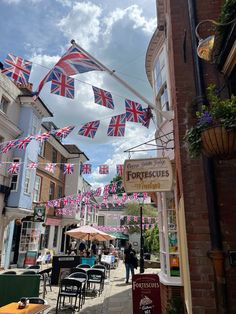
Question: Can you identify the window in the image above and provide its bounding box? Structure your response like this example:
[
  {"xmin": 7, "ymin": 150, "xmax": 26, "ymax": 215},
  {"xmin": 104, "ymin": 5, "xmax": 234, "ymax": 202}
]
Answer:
[
  {"xmin": 24, "ymin": 168, "xmax": 31, "ymax": 194},
  {"xmin": 158, "ymin": 190, "xmax": 181, "ymax": 284},
  {"xmin": 58, "ymin": 186, "xmax": 63, "ymax": 198},
  {"xmin": 98, "ymin": 216, "xmax": 105, "ymax": 226},
  {"xmin": 31, "ymin": 115, "xmax": 38, "ymax": 135},
  {"xmin": 10, "ymin": 158, "xmax": 20, "ymax": 191},
  {"xmin": 39, "ymin": 142, "xmax": 45, "ymax": 157},
  {"xmin": 0, "ymin": 96, "xmax": 9, "ymax": 114},
  {"xmin": 60, "ymin": 156, "xmax": 66, "ymax": 172},
  {"xmin": 33, "ymin": 175, "xmax": 41, "ymax": 202},
  {"xmin": 53, "ymin": 226, "xmax": 59, "ymax": 247},
  {"xmin": 52, "ymin": 148, "xmax": 57, "ymax": 163},
  {"xmin": 44, "ymin": 225, "xmax": 50, "ymax": 248},
  {"xmin": 49, "ymin": 181, "xmax": 55, "ymax": 200}
]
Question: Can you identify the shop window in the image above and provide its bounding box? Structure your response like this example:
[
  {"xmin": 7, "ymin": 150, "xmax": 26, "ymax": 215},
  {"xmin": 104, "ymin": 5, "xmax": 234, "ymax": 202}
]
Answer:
[
  {"xmin": 158, "ymin": 190, "xmax": 181, "ymax": 284},
  {"xmin": 53, "ymin": 226, "xmax": 58, "ymax": 247}
]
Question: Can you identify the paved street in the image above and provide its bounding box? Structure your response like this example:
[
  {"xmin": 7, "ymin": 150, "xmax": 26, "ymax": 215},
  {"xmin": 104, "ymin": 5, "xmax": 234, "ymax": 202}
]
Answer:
[{"xmin": 43, "ymin": 262, "xmax": 159, "ymax": 314}]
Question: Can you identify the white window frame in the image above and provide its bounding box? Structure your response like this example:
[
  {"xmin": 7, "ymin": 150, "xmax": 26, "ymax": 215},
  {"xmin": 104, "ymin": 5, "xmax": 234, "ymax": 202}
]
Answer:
[
  {"xmin": 157, "ymin": 190, "xmax": 182, "ymax": 286},
  {"xmin": 38, "ymin": 141, "xmax": 45, "ymax": 157},
  {"xmin": 31, "ymin": 114, "xmax": 38, "ymax": 135},
  {"xmin": 24, "ymin": 168, "xmax": 32, "ymax": 195},
  {"xmin": 33, "ymin": 175, "xmax": 41, "ymax": 203},
  {"xmin": 10, "ymin": 158, "xmax": 20, "ymax": 192}
]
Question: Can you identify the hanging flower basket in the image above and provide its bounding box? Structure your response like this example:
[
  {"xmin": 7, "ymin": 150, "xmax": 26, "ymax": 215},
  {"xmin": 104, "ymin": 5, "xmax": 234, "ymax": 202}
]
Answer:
[{"xmin": 201, "ymin": 126, "xmax": 236, "ymax": 159}]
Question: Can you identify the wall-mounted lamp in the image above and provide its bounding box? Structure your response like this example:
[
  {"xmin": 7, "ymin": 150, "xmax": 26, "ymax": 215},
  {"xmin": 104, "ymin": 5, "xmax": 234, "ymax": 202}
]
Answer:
[{"xmin": 195, "ymin": 18, "xmax": 236, "ymax": 62}]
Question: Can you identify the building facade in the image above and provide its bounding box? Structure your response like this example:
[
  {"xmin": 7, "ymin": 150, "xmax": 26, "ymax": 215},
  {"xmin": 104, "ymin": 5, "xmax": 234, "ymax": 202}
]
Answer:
[{"xmin": 146, "ymin": 1, "xmax": 236, "ymax": 313}]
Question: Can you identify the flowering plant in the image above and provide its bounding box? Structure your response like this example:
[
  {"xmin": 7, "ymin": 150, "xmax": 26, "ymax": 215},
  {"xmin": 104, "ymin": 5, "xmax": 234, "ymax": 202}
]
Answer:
[{"xmin": 185, "ymin": 85, "xmax": 236, "ymax": 157}]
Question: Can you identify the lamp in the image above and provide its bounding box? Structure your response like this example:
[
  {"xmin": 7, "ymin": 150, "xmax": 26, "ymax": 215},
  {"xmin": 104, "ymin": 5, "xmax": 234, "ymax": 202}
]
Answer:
[{"xmin": 195, "ymin": 18, "xmax": 236, "ymax": 62}]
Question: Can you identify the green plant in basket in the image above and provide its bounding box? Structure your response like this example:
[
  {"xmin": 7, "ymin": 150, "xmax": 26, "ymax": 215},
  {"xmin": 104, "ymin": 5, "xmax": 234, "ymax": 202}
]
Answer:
[{"xmin": 185, "ymin": 85, "xmax": 236, "ymax": 158}]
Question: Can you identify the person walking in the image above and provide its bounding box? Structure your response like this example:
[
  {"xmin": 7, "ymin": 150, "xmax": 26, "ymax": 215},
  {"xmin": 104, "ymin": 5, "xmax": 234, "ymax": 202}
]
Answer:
[{"xmin": 124, "ymin": 243, "xmax": 136, "ymax": 284}]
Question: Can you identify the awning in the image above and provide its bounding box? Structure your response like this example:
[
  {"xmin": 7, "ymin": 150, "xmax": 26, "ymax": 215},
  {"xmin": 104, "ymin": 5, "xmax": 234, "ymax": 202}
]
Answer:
[{"xmin": 107, "ymin": 231, "xmax": 129, "ymax": 240}]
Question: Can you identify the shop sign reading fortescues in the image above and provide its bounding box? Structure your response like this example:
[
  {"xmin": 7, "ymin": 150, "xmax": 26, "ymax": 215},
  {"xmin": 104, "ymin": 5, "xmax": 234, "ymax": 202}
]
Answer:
[{"xmin": 123, "ymin": 157, "xmax": 173, "ymax": 193}]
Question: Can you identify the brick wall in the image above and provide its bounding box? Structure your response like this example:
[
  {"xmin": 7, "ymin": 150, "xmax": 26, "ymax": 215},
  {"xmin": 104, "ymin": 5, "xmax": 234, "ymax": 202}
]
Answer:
[{"xmin": 166, "ymin": 0, "xmax": 231, "ymax": 312}]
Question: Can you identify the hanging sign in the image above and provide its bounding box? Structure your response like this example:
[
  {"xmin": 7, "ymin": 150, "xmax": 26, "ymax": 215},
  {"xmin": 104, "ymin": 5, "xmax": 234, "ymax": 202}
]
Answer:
[
  {"xmin": 33, "ymin": 205, "xmax": 46, "ymax": 222},
  {"xmin": 123, "ymin": 157, "xmax": 173, "ymax": 193}
]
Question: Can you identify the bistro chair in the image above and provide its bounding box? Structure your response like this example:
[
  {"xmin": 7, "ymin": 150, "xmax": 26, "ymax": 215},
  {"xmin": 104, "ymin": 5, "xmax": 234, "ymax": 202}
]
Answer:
[
  {"xmin": 38, "ymin": 267, "xmax": 52, "ymax": 296},
  {"xmin": 74, "ymin": 267, "xmax": 87, "ymax": 274},
  {"xmin": 77, "ymin": 264, "xmax": 91, "ymax": 269},
  {"xmin": 2, "ymin": 270, "xmax": 17, "ymax": 274},
  {"xmin": 26, "ymin": 265, "xmax": 40, "ymax": 270},
  {"xmin": 56, "ymin": 278, "xmax": 82, "ymax": 314},
  {"xmin": 21, "ymin": 270, "xmax": 37, "ymax": 275},
  {"xmin": 68, "ymin": 272, "xmax": 87, "ymax": 307},
  {"xmin": 86, "ymin": 268, "xmax": 105, "ymax": 296}
]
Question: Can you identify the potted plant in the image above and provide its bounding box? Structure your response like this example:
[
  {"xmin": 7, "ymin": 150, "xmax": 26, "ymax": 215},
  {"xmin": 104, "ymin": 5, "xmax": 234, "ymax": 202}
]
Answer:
[{"xmin": 185, "ymin": 85, "xmax": 236, "ymax": 158}]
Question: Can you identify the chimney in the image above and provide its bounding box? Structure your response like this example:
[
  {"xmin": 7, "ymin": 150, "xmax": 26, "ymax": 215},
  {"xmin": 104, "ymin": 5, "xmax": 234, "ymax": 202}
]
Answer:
[{"xmin": 16, "ymin": 82, "xmax": 33, "ymax": 91}]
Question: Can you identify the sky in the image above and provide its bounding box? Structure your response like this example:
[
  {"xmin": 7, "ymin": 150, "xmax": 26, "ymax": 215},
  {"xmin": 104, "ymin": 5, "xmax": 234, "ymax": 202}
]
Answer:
[{"xmin": 0, "ymin": 0, "xmax": 157, "ymax": 189}]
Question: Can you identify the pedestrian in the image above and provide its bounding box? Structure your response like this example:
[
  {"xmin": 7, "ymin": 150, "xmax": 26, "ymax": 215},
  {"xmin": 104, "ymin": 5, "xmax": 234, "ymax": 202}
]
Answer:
[
  {"xmin": 124, "ymin": 243, "xmax": 136, "ymax": 284},
  {"xmin": 91, "ymin": 242, "xmax": 97, "ymax": 255},
  {"xmin": 69, "ymin": 238, "xmax": 77, "ymax": 255},
  {"xmin": 78, "ymin": 240, "xmax": 86, "ymax": 255}
]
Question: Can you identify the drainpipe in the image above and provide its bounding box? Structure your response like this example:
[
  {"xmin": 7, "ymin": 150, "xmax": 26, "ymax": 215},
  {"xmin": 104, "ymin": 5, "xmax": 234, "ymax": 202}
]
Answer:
[{"xmin": 187, "ymin": 1, "xmax": 228, "ymax": 313}]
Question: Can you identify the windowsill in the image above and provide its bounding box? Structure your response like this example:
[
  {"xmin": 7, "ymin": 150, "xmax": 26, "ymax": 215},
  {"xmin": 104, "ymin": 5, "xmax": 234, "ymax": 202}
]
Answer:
[
  {"xmin": 24, "ymin": 192, "xmax": 31, "ymax": 196},
  {"xmin": 158, "ymin": 271, "xmax": 182, "ymax": 286}
]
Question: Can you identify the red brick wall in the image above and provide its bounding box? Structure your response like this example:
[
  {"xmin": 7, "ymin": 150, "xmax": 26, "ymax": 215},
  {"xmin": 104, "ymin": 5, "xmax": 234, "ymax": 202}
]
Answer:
[{"xmin": 165, "ymin": 0, "xmax": 232, "ymax": 312}]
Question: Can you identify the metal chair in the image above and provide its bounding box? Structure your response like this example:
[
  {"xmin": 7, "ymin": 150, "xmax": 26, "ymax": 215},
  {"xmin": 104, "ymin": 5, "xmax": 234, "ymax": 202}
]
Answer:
[
  {"xmin": 38, "ymin": 267, "xmax": 52, "ymax": 297},
  {"xmin": 21, "ymin": 270, "xmax": 37, "ymax": 275},
  {"xmin": 68, "ymin": 272, "xmax": 87, "ymax": 307},
  {"xmin": 92, "ymin": 264, "xmax": 107, "ymax": 278},
  {"xmin": 2, "ymin": 271, "xmax": 17, "ymax": 274},
  {"xmin": 86, "ymin": 269, "xmax": 105, "ymax": 296},
  {"xmin": 74, "ymin": 267, "xmax": 87, "ymax": 274},
  {"xmin": 56, "ymin": 278, "xmax": 82, "ymax": 313},
  {"xmin": 77, "ymin": 264, "xmax": 91, "ymax": 269}
]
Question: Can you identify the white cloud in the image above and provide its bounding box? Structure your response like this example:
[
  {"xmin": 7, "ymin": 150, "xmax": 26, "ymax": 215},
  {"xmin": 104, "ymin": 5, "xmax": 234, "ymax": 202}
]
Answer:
[{"xmin": 57, "ymin": 1, "xmax": 102, "ymax": 50}]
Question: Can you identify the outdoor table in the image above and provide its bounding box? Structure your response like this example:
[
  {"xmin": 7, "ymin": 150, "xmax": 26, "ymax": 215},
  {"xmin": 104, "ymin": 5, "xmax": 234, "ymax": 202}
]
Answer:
[{"xmin": 0, "ymin": 302, "xmax": 49, "ymax": 314}]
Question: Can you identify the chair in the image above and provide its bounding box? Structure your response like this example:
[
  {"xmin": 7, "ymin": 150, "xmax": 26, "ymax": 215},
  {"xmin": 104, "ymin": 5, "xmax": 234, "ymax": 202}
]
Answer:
[
  {"xmin": 2, "ymin": 271, "xmax": 17, "ymax": 274},
  {"xmin": 92, "ymin": 264, "xmax": 107, "ymax": 278},
  {"xmin": 38, "ymin": 267, "xmax": 52, "ymax": 296},
  {"xmin": 74, "ymin": 267, "xmax": 87, "ymax": 274},
  {"xmin": 26, "ymin": 265, "xmax": 40, "ymax": 270},
  {"xmin": 68, "ymin": 272, "xmax": 87, "ymax": 307},
  {"xmin": 77, "ymin": 264, "xmax": 91, "ymax": 269},
  {"xmin": 56, "ymin": 278, "xmax": 82, "ymax": 313},
  {"xmin": 86, "ymin": 269, "xmax": 105, "ymax": 296},
  {"xmin": 21, "ymin": 270, "xmax": 37, "ymax": 275}
]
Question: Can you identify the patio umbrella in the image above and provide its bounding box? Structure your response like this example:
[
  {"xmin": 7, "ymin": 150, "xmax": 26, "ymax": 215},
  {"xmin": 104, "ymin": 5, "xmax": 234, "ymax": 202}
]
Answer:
[{"xmin": 65, "ymin": 225, "xmax": 115, "ymax": 242}]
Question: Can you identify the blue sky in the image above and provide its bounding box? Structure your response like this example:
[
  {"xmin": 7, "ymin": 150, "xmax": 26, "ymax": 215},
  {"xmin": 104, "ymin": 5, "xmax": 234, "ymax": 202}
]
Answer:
[{"xmin": 0, "ymin": 0, "xmax": 157, "ymax": 188}]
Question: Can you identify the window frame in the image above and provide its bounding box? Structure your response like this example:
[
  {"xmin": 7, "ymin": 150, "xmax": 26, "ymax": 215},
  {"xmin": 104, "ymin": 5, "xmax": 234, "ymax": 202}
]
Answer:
[
  {"xmin": 10, "ymin": 158, "xmax": 21, "ymax": 192},
  {"xmin": 52, "ymin": 148, "xmax": 57, "ymax": 163},
  {"xmin": 33, "ymin": 175, "xmax": 42, "ymax": 203},
  {"xmin": 24, "ymin": 167, "xmax": 32, "ymax": 195},
  {"xmin": 49, "ymin": 181, "xmax": 55, "ymax": 200},
  {"xmin": 0, "ymin": 95, "xmax": 9, "ymax": 114}
]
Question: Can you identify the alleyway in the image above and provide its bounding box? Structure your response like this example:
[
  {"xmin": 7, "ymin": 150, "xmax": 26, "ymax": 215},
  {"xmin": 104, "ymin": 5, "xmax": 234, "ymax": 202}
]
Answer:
[{"xmin": 43, "ymin": 263, "xmax": 158, "ymax": 314}]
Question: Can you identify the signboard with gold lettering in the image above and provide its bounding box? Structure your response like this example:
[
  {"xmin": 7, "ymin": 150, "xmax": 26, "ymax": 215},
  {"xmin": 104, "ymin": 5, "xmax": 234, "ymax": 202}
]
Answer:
[{"xmin": 123, "ymin": 158, "xmax": 173, "ymax": 193}]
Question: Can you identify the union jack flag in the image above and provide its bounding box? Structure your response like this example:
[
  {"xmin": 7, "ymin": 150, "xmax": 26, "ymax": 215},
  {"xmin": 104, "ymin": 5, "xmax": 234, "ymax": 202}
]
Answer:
[
  {"xmin": 94, "ymin": 187, "xmax": 101, "ymax": 197},
  {"xmin": 8, "ymin": 162, "xmax": 20, "ymax": 174},
  {"xmin": 81, "ymin": 164, "xmax": 92, "ymax": 174},
  {"xmin": 99, "ymin": 165, "xmax": 109, "ymax": 174},
  {"xmin": 35, "ymin": 132, "xmax": 50, "ymax": 143},
  {"xmin": 2, "ymin": 54, "xmax": 32, "ymax": 84},
  {"xmin": 107, "ymin": 113, "xmax": 126, "ymax": 137},
  {"xmin": 92, "ymin": 86, "xmax": 114, "ymax": 109},
  {"xmin": 51, "ymin": 71, "xmax": 74, "ymax": 99},
  {"xmin": 63, "ymin": 197, "xmax": 69, "ymax": 206},
  {"xmin": 64, "ymin": 163, "xmax": 74, "ymax": 174},
  {"xmin": 116, "ymin": 164, "xmax": 123, "ymax": 176},
  {"xmin": 1, "ymin": 140, "xmax": 18, "ymax": 153},
  {"xmin": 15, "ymin": 136, "xmax": 32, "ymax": 150},
  {"xmin": 78, "ymin": 120, "xmax": 100, "ymax": 138},
  {"xmin": 141, "ymin": 107, "xmax": 153, "ymax": 128},
  {"xmin": 125, "ymin": 99, "xmax": 145, "ymax": 123},
  {"xmin": 53, "ymin": 126, "xmax": 75, "ymax": 139},
  {"xmin": 45, "ymin": 163, "xmax": 56, "ymax": 173},
  {"xmin": 27, "ymin": 162, "xmax": 38, "ymax": 169},
  {"xmin": 34, "ymin": 45, "xmax": 103, "ymax": 98},
  {"xmin": 111, "ymin": 181, "xmax": 117, "ymax": 193}
]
